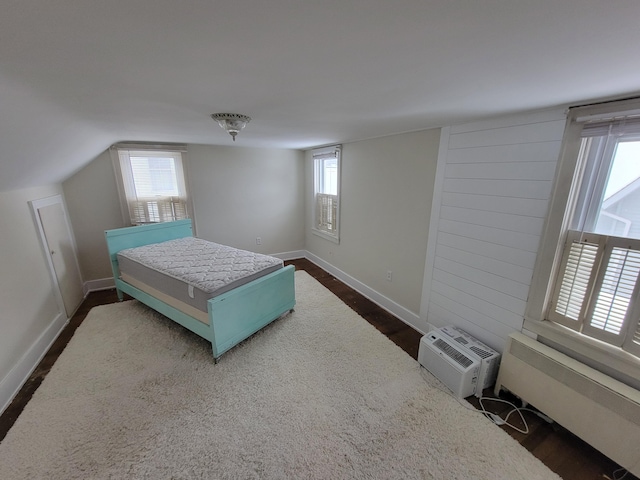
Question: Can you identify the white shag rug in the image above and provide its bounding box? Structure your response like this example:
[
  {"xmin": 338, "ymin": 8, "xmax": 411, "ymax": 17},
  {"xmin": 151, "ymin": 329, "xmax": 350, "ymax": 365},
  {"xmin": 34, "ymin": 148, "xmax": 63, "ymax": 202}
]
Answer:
[{"xmin": 0, "ymin": 271, "xmax": 561, "ymax": 480}]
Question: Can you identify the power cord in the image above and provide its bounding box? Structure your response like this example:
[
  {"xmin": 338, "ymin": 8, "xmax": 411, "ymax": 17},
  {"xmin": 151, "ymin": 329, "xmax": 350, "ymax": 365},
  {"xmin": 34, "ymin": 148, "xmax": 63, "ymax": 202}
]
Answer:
[
  {"xmin": 611, "ymin": 467, "xmax": 633, "ymax": 480},
  {"xmin": 418, "ymin": 365, "xmax": 552, "ymax": 435}
]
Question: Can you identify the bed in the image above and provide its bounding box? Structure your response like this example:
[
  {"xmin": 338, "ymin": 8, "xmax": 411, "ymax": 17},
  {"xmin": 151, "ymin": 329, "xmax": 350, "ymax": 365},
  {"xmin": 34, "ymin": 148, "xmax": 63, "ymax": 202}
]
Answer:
[{"xmin": 104, "ymin": 219, "xmax": 296, "ymax": 362}]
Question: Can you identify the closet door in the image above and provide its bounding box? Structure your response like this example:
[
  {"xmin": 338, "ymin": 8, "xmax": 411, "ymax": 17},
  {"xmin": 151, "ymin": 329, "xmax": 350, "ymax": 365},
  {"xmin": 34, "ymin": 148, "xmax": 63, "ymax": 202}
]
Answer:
[{"xmin": 32, "ymin": 195, "xmax": 84, "ymax": 317}]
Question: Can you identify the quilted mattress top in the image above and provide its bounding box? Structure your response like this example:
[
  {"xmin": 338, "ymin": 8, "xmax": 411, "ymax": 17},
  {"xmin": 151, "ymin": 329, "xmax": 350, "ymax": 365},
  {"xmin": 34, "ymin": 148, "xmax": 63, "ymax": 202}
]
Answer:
[{"xmin": 117, "ymin": 237, "xmax": 283, "ymax": 294}]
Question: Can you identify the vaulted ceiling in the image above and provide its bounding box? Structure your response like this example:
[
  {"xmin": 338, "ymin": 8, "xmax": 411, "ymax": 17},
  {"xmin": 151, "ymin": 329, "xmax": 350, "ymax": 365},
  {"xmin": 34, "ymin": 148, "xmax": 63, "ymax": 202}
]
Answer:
[{"xmin": 1, "ymin": 1, "xmax": 639, "ymax": 192}]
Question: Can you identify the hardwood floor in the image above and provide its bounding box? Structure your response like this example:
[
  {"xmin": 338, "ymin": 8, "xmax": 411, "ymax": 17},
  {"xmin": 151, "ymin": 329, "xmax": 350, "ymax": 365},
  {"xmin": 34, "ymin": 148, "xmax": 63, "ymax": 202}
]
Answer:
[{"xmin": 1, "ymin": 258, "xmax": 635, "ymax": 480}]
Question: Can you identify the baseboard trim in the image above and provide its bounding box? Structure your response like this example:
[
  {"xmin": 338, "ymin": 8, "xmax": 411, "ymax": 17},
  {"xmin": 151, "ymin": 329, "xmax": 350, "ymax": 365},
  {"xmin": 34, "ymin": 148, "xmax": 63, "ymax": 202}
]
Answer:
[
  {"xmin": 0, "ymin": 312, "xmax": 68, "ymax": 415},
  {"xmin": 272, "ymin": 250, "xmax": 306, "ymax": 261},
  {"xmin": 304, "ymin": 252, "xmax": 425, "ymax": 335},
  {"xmin": 83, "ymin": 277, "xmax": 115, "ymax": 294}
]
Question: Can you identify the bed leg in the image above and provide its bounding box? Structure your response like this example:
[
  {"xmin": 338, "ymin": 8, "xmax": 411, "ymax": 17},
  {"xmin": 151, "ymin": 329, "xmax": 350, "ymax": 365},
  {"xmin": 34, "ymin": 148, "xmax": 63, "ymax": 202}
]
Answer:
[
  {"xmin": 116, "ymin": 289, "xmax": 124, "ymax": 302},
  {"xmin": 214, "ymin": 356, "xmax": 219, "ymax": 365}
]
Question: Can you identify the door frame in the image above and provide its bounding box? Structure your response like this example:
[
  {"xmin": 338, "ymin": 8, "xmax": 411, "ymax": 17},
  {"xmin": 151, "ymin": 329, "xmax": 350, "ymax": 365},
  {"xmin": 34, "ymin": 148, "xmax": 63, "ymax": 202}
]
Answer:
[{"xmin": 29, "ymin": 194, "xmax": 84, "ymax": 318}]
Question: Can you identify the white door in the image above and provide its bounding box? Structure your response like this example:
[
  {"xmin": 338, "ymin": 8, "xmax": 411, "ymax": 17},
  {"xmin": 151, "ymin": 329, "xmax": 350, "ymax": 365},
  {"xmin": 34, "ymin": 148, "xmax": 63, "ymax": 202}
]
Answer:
[{"xmin": 32, "ymin": 196, "xmax": 84, "ymax": 317}]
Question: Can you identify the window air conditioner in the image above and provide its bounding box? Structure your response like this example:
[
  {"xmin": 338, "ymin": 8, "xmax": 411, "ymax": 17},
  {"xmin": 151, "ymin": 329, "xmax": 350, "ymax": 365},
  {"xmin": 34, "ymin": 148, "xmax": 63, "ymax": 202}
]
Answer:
[
  {"xmin": 438, "ymin": 326, "xmax": 501, "ymax": 393},
  {"xmin": 418, "ymin": 326, "xmax": 501, "ymax": 398}
]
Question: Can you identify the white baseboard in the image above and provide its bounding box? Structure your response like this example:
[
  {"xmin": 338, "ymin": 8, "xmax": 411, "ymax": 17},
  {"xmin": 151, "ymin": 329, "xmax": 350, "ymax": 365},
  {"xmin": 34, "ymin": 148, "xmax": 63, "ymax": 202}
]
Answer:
[
  {"xmin": 272, "ymin": 250, "xmax": 306, "ymax": 261},
  {"xmin": 83, "ymin": 277, "xmax": 115, "ymax": 294},
  {"xmin": 304, "ymin": 252, "xmax": 426, "ymax": 335},
  {"xmin": 0, "ymin": 312, "xmax": 68, "ymax": 415}
]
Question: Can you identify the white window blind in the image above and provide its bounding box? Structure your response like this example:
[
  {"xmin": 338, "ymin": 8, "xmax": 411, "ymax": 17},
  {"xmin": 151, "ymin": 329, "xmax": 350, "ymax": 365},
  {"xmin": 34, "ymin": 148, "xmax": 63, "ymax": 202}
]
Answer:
[
  {"xmin": 116, "ymin": 147, "xmax": 189, "ymax": 225},
  {"xmin": 578, "ymin": 114, "xmax": 640, "ymax": 138}
]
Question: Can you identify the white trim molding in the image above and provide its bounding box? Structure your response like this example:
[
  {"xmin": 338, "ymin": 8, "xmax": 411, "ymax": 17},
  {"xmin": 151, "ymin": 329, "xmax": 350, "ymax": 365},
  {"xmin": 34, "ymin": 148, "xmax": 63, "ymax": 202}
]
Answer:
[
  {"xmin": 419, "ymin": 126, "xmax": 450, "ymax": 323},
  {"xmin": 83, "ymin": 277, "xmax": 116, "ymax": 294},
  {"xmin": 0, "ymin": 312, "xmax": 68, "ymax": 415},
  {"xmin": 271, "ymin": 250, "xmax": 307, "ymax": 262}
]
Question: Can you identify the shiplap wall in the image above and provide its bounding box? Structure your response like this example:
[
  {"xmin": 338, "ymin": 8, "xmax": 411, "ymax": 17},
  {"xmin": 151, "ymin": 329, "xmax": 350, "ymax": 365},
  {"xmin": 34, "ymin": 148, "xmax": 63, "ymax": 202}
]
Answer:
[{"xmin": 420, "ymin": 109, "xmax": 567, "ymax": 351}]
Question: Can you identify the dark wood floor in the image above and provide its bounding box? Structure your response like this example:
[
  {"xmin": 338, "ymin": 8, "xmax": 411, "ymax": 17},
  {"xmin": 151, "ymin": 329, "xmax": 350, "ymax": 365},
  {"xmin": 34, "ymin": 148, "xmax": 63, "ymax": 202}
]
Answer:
[{"xmin": 1, "ymin": 258, "xmax": 634, "ymax": 480}]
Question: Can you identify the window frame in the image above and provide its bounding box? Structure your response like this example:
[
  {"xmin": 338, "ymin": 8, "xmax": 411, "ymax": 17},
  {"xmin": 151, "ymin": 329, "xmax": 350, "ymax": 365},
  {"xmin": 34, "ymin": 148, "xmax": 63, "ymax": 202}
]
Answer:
[
  {"xmin": 110, "ymin": 143, "xmax": 192, "ymax": 227},
  {"xmin": 312, "ymin": 145, "xmax": 341, "ymax": 243},
  {"xmin": 525, "ymin": 98, "xmax": 640, "ymax": 379}
]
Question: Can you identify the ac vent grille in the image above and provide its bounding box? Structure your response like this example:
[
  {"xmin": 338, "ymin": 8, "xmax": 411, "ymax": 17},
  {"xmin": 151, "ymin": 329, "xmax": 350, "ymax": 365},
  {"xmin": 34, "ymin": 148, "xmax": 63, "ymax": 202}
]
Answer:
[
  {"xmin": 470, "ymin": 345, "xmax": 493, "ymax": 359},
  {"xmin": 433, "ymin": 338, "xmax": 474, "ymax": 368}
]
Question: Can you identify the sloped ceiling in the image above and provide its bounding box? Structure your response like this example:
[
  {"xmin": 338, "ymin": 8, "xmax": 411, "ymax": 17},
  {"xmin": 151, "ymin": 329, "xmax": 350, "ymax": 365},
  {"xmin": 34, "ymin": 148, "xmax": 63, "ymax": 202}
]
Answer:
[{"xmin": 1, "ymin": 0, "xmax": 639, "ymax": 192}]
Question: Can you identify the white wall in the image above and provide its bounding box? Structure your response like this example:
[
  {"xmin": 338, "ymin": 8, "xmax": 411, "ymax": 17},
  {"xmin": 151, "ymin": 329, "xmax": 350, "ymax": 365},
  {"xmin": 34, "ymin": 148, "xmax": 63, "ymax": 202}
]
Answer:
[
  {"xmin": 63, "ymin": 150, "xmax": 125, "ymax": 283},
  {"xmin": 420, "ymin": 109, "xmax": 567, "ymax": 351},
  {"xmin": 188, "ymin": 145, "xmax": 305, "ymax": 255},
  {"xmin": 0, "ymin": 184, "xmax": 67, "ymax": 411},
  {"xmin": 305, "ymin": 129, "xmax": 440, "ymax": 330}
]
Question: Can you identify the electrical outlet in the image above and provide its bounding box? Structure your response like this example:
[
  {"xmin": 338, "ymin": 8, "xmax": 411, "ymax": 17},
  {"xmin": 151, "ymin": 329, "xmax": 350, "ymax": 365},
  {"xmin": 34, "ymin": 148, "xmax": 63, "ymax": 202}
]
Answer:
[
  {"xmin": 256, "ymin": 237, "xmax": 262, "ymax": 245},
  {"xmin": 386, "ymin": 270, "xmax": 392, "ymax": 282}
]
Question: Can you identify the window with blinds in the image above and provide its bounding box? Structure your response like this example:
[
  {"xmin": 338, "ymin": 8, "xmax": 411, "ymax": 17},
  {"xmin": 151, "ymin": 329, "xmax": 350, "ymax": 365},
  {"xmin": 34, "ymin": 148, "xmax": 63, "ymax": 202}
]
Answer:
[
  {"xmin": 551, "ymin": 232, "xmax": 640, "ymax": 354},
  {"xmin": 114, "ymin": 146, "xmax": 190, "ymax": 225},
  {"xmin": 547, "ymin": 109, "xmax": 640, "ymax": 357},
  {"xmin": 312, "ymin": 145, "xmax": 341, "ymax": 241}
]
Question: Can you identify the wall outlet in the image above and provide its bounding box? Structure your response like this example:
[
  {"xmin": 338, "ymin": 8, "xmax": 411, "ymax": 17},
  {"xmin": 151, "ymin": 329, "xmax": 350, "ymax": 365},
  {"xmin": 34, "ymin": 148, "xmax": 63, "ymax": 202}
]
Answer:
[
  {"xmin": 386, "ymin": 270, "xmax": 392, "ymax": 282},
  {"xmin": 256, "ymin": 237, "xmax": 262, "ymax": 245}
]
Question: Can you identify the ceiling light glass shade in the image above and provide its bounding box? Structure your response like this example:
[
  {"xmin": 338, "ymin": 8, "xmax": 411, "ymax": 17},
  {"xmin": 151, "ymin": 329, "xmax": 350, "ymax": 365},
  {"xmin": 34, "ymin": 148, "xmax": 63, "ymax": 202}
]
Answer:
[{"xmin": 211, "ymin": 113, "xmax": 251, "ymax": 141}]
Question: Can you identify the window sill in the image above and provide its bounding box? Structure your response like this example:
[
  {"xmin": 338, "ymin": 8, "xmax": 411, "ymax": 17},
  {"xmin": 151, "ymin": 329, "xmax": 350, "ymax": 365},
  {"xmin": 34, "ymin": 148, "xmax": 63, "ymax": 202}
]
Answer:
[
  {"xmin": 523, "ymin": 317, "xmax": 640, "ymax": 383},
  {"xmin": 312, "ymin": 228, "xmax": 340, "ymax": 244}
]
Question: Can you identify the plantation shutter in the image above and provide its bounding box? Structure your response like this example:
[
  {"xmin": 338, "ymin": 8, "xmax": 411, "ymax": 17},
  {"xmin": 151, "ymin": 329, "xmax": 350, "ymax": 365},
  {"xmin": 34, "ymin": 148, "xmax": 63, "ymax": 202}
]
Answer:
[
  {"xmin": 551, "ymin": 230, "xmax": 640, "ymax": 348},
  {"xmin": 584, "ymin": 241, "xmax": 640, "ymax": 344},
  {"xmin": 550, "ymin": 231, "xmax": 602, "ymax": 328},
  {"xmin": 631, "ymin": 320, "xmax": 640, "ymax": 356},
  {"xmin": 129, "ymin": 197, "xmax": 187, "ymax": 224},
  {"xmin": 316, "ymin": 193, "xmax": 338, "ymax": 234}
]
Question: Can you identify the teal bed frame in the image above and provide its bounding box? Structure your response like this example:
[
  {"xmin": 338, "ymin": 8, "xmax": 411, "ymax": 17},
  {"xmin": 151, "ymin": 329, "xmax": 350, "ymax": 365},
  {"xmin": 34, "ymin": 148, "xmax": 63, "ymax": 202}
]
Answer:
[{"xmin": 104, "ymin": 220, "xmax": 295, "ymax": 362}]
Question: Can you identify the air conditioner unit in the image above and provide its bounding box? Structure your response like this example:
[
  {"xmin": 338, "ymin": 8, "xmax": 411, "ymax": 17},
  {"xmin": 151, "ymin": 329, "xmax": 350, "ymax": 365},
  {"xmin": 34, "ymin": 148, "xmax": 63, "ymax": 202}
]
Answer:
[
  {"xmin": 438, "ymin": 326, "xmax": 501, "ymax": 393},
  {"xmin": 418, "ymin": 329, "xmax": 480, "ymax": 398}
]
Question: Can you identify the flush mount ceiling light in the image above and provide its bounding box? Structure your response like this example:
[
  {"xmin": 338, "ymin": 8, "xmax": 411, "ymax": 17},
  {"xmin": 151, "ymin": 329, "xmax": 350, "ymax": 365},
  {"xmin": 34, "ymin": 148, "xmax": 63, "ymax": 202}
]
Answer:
[{"xmin": 210, "ymin": 113, "xmax": 251, "ymax": 141}]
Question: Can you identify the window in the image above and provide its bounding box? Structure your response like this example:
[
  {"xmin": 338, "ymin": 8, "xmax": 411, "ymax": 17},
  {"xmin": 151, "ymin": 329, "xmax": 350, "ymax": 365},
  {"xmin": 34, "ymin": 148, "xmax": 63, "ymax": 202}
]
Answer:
[
  {"xmin": 529, "ymin": 100, "xmax": 640, "ymax": 361},
  {"xmin": 312, "ymin": 145, "xmax": 341, "ymax": 242},
  {"xmin": 112, "ymin": 145, "xmax": 190, "ymax": 225}
]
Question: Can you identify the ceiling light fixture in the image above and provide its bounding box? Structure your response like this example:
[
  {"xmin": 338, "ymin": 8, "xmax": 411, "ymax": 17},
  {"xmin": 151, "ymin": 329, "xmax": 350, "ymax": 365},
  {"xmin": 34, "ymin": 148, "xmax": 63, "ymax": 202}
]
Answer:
[{"xmin": 210, "ymin": 113, "xmax": 251, "ymax": 141}]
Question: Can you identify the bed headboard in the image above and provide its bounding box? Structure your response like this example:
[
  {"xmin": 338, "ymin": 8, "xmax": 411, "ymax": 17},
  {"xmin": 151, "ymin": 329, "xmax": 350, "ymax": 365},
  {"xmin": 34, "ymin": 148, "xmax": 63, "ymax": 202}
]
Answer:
[{"xmin": 104, "ymin": 219, "xmax": 193, "ymax": 279}]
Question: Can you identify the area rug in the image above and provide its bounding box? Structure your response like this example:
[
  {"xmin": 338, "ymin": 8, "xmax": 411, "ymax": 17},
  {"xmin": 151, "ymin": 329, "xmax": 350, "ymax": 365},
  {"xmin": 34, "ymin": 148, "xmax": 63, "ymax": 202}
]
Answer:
[{"xmin": 0, "ymin": 271, "xmax": 560, "ymax": 479}]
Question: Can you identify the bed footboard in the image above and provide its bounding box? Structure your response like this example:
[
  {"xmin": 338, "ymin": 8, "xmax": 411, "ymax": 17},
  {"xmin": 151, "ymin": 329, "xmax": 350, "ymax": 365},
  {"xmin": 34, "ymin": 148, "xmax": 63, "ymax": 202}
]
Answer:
[{"xmin": 208, "ymin": 264, "xmax": 296, "ymax": 360}]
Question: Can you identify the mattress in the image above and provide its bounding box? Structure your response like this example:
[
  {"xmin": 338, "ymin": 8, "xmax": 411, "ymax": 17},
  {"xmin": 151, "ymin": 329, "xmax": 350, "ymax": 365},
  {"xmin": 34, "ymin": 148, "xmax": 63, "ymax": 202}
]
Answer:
[{"xmin": 117, "ymin": 237, "xmax": 283, "ymax": 315}]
